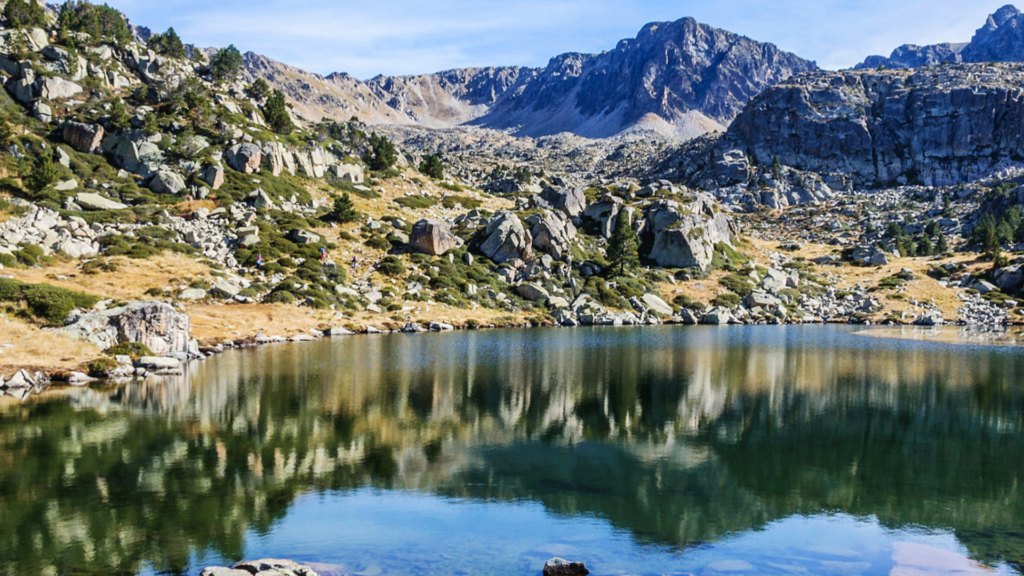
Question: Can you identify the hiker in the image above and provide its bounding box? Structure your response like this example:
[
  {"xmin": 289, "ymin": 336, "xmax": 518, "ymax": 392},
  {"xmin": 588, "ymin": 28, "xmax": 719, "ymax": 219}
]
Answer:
[
  {"xmin": 256, "ymin": 253, "xmax": 263, "ymax": 269},
  {"xmin": 320, "ymin": 247, "xmax": 328, "ymax": 264}
]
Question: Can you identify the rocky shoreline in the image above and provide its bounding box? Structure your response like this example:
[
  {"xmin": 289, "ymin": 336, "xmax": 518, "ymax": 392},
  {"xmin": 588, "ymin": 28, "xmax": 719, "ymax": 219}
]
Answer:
[{"xmin": 199, "ymin": 557, "xmax": 590, "ymax": 576}]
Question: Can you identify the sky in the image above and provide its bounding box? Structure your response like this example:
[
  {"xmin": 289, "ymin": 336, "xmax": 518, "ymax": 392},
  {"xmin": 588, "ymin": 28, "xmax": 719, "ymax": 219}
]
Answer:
[{"xmin": 101, "ymin": 0, "xmax": 1016, "ymax": 79}]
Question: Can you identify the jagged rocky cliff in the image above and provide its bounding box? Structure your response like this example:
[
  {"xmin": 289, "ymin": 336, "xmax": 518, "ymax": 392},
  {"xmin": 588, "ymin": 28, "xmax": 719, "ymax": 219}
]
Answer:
[
  {"xmin": 655, "ymin": 63, "xmax": 1024, "ymax": 196},
  {"xmin": 246, "ymin": 17, "xmax": 816, "ymax": 139},
  {"xmin": 856, "ymin": 4, "xmax": 1024, "ymax": 69}
]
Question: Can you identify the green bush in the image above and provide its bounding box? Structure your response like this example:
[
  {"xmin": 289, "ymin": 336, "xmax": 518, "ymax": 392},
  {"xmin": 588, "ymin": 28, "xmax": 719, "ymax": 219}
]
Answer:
[
  {"xmin": 395, "ymin": 196, "xmax": 439, "ymax": 210},
  {"xmin": 86, "ymin": 357, "xmax": 119, "ymax": 378},
  {"xmin": 0, "ymin": 279, "xmax": 99, "ymax": 325},
  {"xmin": 711, "ymin": 293, "xmax": 742, "ymax": 308},
  {"xmin": 673, "ymin": 294, "xmax": 707, "ymax": 312},
  {"xmin": 106, "ymin": 342, "xmax": 154, "ymax": 360},
  {"xmin": 265, "ymin": 290, "xmax": 295, "ymax": 304},
  {"xmin": 378, "ymin": 256, "xmax": 406, "ymax": 276},
  {"xmin": 719, "ymin": 272, "xmax": 755, "ymax": 297}
]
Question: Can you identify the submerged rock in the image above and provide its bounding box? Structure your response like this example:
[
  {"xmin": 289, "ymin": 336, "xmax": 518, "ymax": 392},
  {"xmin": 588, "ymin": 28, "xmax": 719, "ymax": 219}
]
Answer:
[{"xmin": 543, "ymin": 557, "xmax": 589, "ymax": 576}]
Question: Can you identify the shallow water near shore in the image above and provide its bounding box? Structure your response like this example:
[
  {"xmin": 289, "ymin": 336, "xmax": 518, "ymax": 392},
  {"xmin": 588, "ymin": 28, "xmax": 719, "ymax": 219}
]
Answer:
[{"xmin": 3, "ymin": 325, "xmax": 1024, "ymax": 575}]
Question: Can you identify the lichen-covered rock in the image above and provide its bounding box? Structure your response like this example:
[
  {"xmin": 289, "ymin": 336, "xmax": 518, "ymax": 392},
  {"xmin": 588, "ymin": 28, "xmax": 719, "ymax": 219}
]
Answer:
[
  {"xmin": 532, "ymin": 185, "xmax": 586, "ymax": 217},
  {"xmin": 228, "ymin": 558, "xmax": 320, "ymax": 576},
  {"xmin": 56, "ymin": 301, "xmax": 197, "ymax": 358},
  {"xmin": 226, "ymin": 143, "xmax": 263, "ymax": 174},
  {"xmin": 409, "ymin": 219, "xmax": 460, "ymax": 256},
  {"xmin": 149, "ymin": 170, "xmax": 187, "ymax": 195},
  {"xmin": 478, "ymin": 211, "xmax": 532, "ymax": 263},
  {"xmin": 644, "ymin": 193, "xmax": 737, "ymax": 272},
  {"xmin": 529, "ymin": 210, "xmax": 577, "ymax": 258}
]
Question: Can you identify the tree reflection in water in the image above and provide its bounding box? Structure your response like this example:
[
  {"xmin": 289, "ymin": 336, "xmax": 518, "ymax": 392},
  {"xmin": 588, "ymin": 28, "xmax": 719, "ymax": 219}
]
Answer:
[{"xmin": 0, "ymin": 326, "xmax": 1022, "ymax": 575}]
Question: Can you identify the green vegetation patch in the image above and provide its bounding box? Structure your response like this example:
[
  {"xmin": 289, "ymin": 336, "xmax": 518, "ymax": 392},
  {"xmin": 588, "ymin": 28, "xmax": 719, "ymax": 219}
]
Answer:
[{"xmin": 0, "ymin": 278, "xmax": 98, "ymax": 325}]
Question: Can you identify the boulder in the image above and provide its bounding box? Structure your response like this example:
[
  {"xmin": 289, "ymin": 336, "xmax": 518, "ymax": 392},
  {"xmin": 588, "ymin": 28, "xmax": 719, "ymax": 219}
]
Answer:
[
  {"xmin": 225, "ymin": 143, "xmax": 262, "ymax": 174},
  {"xmin": 211, "ymin": 280, "xmax": 241, "ymax": 298},
  {"xmin": 544, "ymin": 558, "xmax": 589, "ymax": 576},
  {"xmin": 915, "ymin": 312, "xmax": 945, "ymax": 326},
  {"xmin": 149, "ymin": 170, "xmax": 187, "ymax": 195},
  {"xmin": 135, "ymin": 356, "xmax": 181, "ymax": 370},
  {"xmin": 993, "ymin": 264, "xmax": 1024, "ymax": 294},
  {"xmin": 290, "ymin": 229, "xmax": 321, "ymax": 244},
  {"xmin": 533, "ymin": 186, "xmax": 586, "ymax": 217},
  {"xmin": 230, "ymin": 559, "xmax": 320, "ymax": 576},
  {"xmin": 851, "ymin": 245, "xmax": 888, "ymax": 266},
  {"xmin": 479, "ymin": 211, "xmax": 532, "ymax": 263},
  {"xmin": 640, "ymin": 293, "xmax": 673, "ymax": 316},
  {"xmin": 645, "ymin": 194, "xmax": 737, "ymax": 273},
  {"xmin": 57, "ymin": 301, "xmax": 196, "ymax": 357},
  {"xmin": 409, "ymin": 219, "xmax": 460, "ymax": 256},
  {"xmin": 201, "ymin": 165, "xmax": 225, "ymax": 190},
  {"xmin": 37, "ymin": 77, "xmax": 83, "ymax": 100},
  {"xmin": 530, "ymin": 210, "xmax": 577, "ymax": 258},
  {"xmin": 582, "ymin": 194, "xmax": 624, "ymax": 238},
  {"xmin": 75, "ymin": 192, "xmax": 127, "ymax": 211},
  {"xmin": 516, "ymin": 283, "xmax": 550, "ymax": 301},
  {"xmin": 328, "ymin": 163, "xmax": 364, "ymax": 184},
  {"xmin": 62, "ymin": 122, "xmax": 104, "ymax": 154}
]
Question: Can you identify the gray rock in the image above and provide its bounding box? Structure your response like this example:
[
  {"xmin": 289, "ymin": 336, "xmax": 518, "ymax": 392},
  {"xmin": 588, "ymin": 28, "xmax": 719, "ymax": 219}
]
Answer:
[
  {"xmin": 646, "ymin": 194, "xmax": 737, "ymax": 272},
  {"xmin": 479, "ymin": 211, "xmax": 532, "ymax": 263},
  {"xmin": 134, "ymin": 356, "xmax": 181, "ymax": 370},
  {"xmin": 62, "ymin": 122, "xmax": 104, "ymax": 154},
  {"xmin": 533, "ymin": 186, "xmax": 587, "ymax": 217},
  {"xmin": 56, "ymin": 301, "xmax": 196, "ymax": 357},
  {"xmin": 226, "ymin": 143, "xmax": 262, "ymax": 174},
  {"xmin": 178, "ymin": 288, "xmax": 207, "ymax": 301},
  {"xmin": 409, "ymin": 219, "xmax": 460, "ymax": 256},
  {"xmin": 516, "ymin": 283, "xmax": 550, "ymax": 301},
  {"xmin": 73, "ymin": 192, "xmax": 127, "ymax": 211},
  {"xmin": 640, "ymin": 293, "xmax": 673, "ymax": 316},
  {"xmin": 530, "ymin": 210, "xmax": 577, "ymax": 258},
  {"xmin": 37, "ymin": 76, "xmax": 83, "ymax": 100},
  {"xmin": 290, "ymin": 229, "xmax": 321, "ymax": 244},
  {"xmin": 201, "ymin": 165, "xmax": 225, "ymax": 190},
  {"xmin": 211, "ymin": 280, "xmax": 241, "ymax": 298},
  {"xmin": 851, "ymin": 245, "xmax": 888, "ymax": 267},
  {"xmin": 149, "ymin": 171, "xmax": 187, "ymax": 195},
  {"xmin": 544, "ymin": 558, "xmax": 589, "ymax": 576}
]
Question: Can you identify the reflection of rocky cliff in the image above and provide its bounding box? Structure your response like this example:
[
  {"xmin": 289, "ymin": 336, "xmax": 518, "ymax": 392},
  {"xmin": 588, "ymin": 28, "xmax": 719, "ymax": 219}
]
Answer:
[{"xmin": 1, "ymin": 327, "xmax": 1023, "ymax": 574}]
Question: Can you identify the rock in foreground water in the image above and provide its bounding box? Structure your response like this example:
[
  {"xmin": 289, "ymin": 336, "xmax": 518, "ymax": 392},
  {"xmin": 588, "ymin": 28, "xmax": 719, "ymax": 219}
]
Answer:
[{"xmin": 543, "ymin": 557, "xmax": 590, "ymax": 576}]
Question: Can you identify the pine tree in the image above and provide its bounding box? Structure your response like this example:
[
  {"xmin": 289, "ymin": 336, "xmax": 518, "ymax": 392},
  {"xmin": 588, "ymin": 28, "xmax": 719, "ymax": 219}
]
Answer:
[
  {"xmin": 210, "ymin": 45, "xmax": 243, "ymax": 82},
  {"xmin": 25, "ymin": 153, "xmax": 58, "ymax": 193},
  {"xmin": 606, "ymin": 209, "xmax": 638, "ymax": 275},
  {"xmin": 331, "ymin": 193, "xmax": 358, "ymax": 223},
  {"xmin": 367, "ymin": 133, "xmax": 398, "ymax": 172},
  {"xmin": 262, "ymin": 89, "xmax": 294, "ymax": 135},
  {"xmin": 917, "ymin": 235, "xmax": 933, "ymax": 257},
  {"xmin": 418, "ymin": 155, "xmax": 443, "ymax": 179},
  {"xmin": 937, "ymin": 233, "xmax": 949, "ymax": 254},
  {"xmin": 248, "ymin": 78, "xmax": 270, "ymax": 102},
  {"xmin": 150, "ymin": 27, "xmax": 186, "ymax": 59},
  {"xmin": 4, "ymin": 0, "xmax": 47, "ymax": 28},
  {"xmin": 109, "ymin": 98, "xmax": 131, "ymax": 131}
]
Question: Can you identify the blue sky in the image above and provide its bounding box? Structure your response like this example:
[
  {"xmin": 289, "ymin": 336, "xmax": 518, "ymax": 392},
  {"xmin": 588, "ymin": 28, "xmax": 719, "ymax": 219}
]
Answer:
[{"xmin": 105, "ymin": 0, "xmax": 1015, "ymax": 79}]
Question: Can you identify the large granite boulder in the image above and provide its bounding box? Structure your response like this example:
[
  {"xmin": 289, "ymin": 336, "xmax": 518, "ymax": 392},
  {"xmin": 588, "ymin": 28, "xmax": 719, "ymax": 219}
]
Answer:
[
  {"xmin": 532, "ymin": 186, "xmax": 586, "ymax": 217},
  {"xmin": 57, "ymin": 301, "xmax": 198, "ymax": 358},
  {"xmin": 76, "ymin": 192, "xmax": 127, "ymax": 211},
  {"xmin": 582, "ymin": 194, "xmax": 625, "ymax": 238},
  {"xmin": 62, "ymin": 122, "xmax": 104, "ymax": 154},
  {"xmin": 149, "ymin": 170, "xmax": 187, "ymax": 195},
  {"xmin": 528, "ymin": 210, "xmax": 577, "ymax": 258},
  {"xmin": 409, "ymin": 219, "xmax": 460, "ymax": 256},
  {"xmin": 478, "ymin": 211, "xmax": 532, "ymax": 263},
  {"xmin": 993, "ymin": 263, "xmax": 1024, "ymax": 294},
  {"xmin": 37, "ymin": 77, "xmax": 83, "ymax": 100},
  {"xmin": 645, "ymin": 194, "xmax": 737, "ymax": 272},
  {"xmin": 201, "ymin": 165, "xmax": 224, "ymax": 190},
  {"xmin": 226, "ymin": 143, "xmax": 262, "ymax": 174}
]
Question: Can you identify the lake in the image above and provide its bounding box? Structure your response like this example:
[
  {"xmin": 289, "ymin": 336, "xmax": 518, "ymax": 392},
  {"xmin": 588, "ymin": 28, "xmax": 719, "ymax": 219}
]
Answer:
[{"xmin": 2, "ymin": 325, "xmax": 1023, "ymax": 575}]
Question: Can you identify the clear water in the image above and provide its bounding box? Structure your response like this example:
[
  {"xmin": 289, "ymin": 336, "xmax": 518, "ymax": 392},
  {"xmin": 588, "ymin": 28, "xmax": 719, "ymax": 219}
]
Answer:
[{"xmin": 2, "ymin": 325, "xmax": 1024, "ymax": 575}]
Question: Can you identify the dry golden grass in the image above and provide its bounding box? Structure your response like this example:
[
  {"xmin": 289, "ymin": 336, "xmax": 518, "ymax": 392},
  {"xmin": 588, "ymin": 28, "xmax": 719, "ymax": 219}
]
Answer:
[
  {"xmin": 0, "ymin": 316, "xmax": 101, "ymax": 373},
  {"xmin": 6, "ymin": 254, "xmax": 212, "ymax": 300}
]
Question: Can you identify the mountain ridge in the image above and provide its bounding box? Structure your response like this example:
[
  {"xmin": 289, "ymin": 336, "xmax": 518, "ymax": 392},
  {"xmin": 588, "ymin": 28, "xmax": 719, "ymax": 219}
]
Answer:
[{"xmin": 244, "ymin": 16, "xmax": 816, "ymax": 140}]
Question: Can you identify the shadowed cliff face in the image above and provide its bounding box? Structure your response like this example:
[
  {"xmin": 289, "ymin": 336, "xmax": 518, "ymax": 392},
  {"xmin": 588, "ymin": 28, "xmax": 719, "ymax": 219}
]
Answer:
[
  {"xmin": 246, "ymin": 17, "xmax": 815, "ymax": 139},
  {"xmin": 2, "ymin": 327, "xmax": 1024, "ymax": 574},
  {"xmin": 674, "ymin": 63, "xmax": 1024, "ymax": 189}
]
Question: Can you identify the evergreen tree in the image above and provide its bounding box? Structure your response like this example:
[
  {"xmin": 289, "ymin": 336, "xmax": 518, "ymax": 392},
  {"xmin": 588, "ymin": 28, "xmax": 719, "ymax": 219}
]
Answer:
[
  {"xmin": 262, "ymin": 89, "xmax": 294, "ymax": 135},
  {"xmin": 210, "ymin": 44, "xmax": 243, "ymax": 82},
  {"xmin": 418, "ymin": 154, "xmax": 443, "ymax": 179},
  {"xmin": 1016, "ymin": 218, "xmax": 1024, "ymax": 244},
  {"xmin": 108, "ymin": 98, "xmax": 131, "ymax": 131},
  {"xmin": 937, "ymin": 233, "xmax": 949, "ymax": 254},
  {"xmin": 25, "ymin": 153, "xmax": 58, "ymax": 193},
  {"xmin": 248, "ymin": 78, "xmax": 270, "ymax": 102},
  {"xmin": 366, "ymin": 132, "xmax": 398, "ymax": 172},
  {"xmin": 330, "ymin": 193, "xmax": 358, "ymax": 223},
  {"xmin": 149, "ymin": 27, "xmax": 186, "ymax": 59},
  {"xmin": 0, "ymin": 114, "xmax": 13, "ymax": 148},
  {"xmin": 4, "ymin": 0, "xmax": 47, "ymax": 28},
  {"xmin": 142, "ymin": 112, "xmax": 159, "ymax": 136},
  {"xmin": 606, "ymin": 210, "xmax": 638, "ymax": 275},
  {"xmin": 917, "ymin": 235, "xmax": 933, "ymax": 257}
]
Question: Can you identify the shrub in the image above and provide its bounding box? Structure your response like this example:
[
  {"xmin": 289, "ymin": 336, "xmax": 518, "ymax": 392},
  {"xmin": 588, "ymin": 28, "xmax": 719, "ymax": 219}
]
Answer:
[
  {"xmin": 719, "ymin": 272, "xmax": 755, "ymax": 297},
  {"xmin": 0, "ymin": 280, "xmax": 99, "ymax": 325},
  {"xmin": 210, "ymin": 44, "xmax": 243, "ymax": 81},
  {"xmin": 673, "ymin": 294, "xmax": 707, "ymax": 312},
  {"xmin": 4, "ymin": 0, "xmax": 47, "ymax": 28},
  {"xmin": 711, "ymin": 293, "xmax": 742, "ymax": 308},
  {"xmin": 395, "ymin": 196, "xmax": 438, "ymax": 210},
  {"xmin": 106, "ymin": 342, "xmax": 153, "ymax": 360},
  {"xmin": 378, "ymin": 256, "xmax": 406, "ymax": 276},
  {"xmin": 419, "ymin": 154, "xmax": 444, "ymax": 179},
  {"xmin": 330, "ymin": 193, "xmax": 359, "ymax": 223},
  {"xmin": 365, "ymin": 235, "xmax": 392, "ymax": 251},
  {"xmin": 265, "ymin": 290, "xmax": 295, "ymax": 304},
  {"xmin": 86, "ymin": 357, "xmax": 118, "ymax": 378},
  {"xmin": 263, "ymin": 89, "xmax": 294, "ymax": 134}
]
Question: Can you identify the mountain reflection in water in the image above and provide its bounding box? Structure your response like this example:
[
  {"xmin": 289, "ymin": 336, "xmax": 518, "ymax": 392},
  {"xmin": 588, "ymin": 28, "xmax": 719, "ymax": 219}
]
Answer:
[{"xmin": 1, "ymin": 326, "xmax": 1022, "ymax": 575}]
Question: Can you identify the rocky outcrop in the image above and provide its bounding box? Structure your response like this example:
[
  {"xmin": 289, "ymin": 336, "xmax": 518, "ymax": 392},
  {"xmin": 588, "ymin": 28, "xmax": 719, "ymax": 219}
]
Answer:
[
  {"xmin": 528, "ymin": 210, "xmax": 577, "ymax": 258},
  {"xmin": 201, "ymin": 559, "xmax": 320, "ymax": 576},
  {"xmin": 644, "ymin": 194, "xmax": 737, "ymax": 272},
  {"xmin": 700, "ymin": 63, "xmax": 1024, "ymax": 188},
  {"xmin": 149, "ymin": 170, "xmax": 186, "ymax": 195},
  {"xmin": 478, "ymin": 211, "xmax": 531, "ymax": 263},
  {"xmin": 225, "ymin": 143, "xmax": 262, "ymax": 174},
  {"xmin": 62, "ymin": 122, "xmax": 104, "ymax": 154},
  {"xmin": 532, "ymin": 185, "xmax": 586, "ymax": 218},
  {"xmin": 543, "ymin": 558, "xmax": 589, "ymax": 576},
  {"xmin": 57, "ymin": 301, "xmax": 198, "ymax": 358},
  {"xmin": 409, "ymin": 219, "xmax": 460, "ymax": 256}
]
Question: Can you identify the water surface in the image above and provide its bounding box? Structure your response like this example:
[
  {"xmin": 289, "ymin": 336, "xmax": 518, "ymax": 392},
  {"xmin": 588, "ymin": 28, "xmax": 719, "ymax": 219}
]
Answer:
[{"xmin": 2, "ymin": 326, "xmax": 1023, "ymax": 575}]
